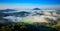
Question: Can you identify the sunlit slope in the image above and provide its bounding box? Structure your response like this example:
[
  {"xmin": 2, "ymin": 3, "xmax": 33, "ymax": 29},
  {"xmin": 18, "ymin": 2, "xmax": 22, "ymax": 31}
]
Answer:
[{"xmin": 20, "ymin": 15, "xmax": 48, "ymax": 24}]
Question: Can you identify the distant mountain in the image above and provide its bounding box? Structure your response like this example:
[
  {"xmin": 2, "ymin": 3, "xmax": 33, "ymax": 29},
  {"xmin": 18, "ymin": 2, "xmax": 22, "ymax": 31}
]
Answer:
[
  {"xmin": 14, "ymin": 11, "xmax": 30, "ymax": 17},
  {"xmin": 33, "ymin": 8, "xmax": 41, "ymax": 10},
  {"xmin": 0, "ymin": 9, "xmax": 30, "ymax": 17},
  {"xmin": 0, "ymin": 9, "xmax": 16, "ymax": 17},
  {"xmin": 0, "ymin": 9, "xmax": 16, "ymax": 13},
  {"xmin": 0, "ymin": 9, "xmax": 44, "ymax": 17}
]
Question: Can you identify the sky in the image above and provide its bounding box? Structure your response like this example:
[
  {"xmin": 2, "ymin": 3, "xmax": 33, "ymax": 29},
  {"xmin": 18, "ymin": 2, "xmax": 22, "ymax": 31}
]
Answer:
[{"xmin": 0, "ymin": 0, "xmax": 60, "ymax": 9}]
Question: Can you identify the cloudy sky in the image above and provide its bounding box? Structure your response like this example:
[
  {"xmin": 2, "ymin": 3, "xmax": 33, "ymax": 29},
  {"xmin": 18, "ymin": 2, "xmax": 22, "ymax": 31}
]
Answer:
[{"xmin": 0, "ymin": 0, "xmax": 60, "ymax": 9}]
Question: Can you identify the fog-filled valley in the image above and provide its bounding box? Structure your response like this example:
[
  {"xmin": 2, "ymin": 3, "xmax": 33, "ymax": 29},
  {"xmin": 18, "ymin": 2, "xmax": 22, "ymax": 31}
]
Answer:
[{"xmin": 0, "ymin": 8, "xmax": 60, "ymax": 31}]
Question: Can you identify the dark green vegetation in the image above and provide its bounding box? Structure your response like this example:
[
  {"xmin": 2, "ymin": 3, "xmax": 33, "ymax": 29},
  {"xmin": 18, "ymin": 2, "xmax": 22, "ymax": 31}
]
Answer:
[
  {"xmin": 0, "ymin": 22, "xmax": 58, "ymax": 31},
  {"xmin": 51, "ymin": 18, "xmax": 60, "ymax": 31}
]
